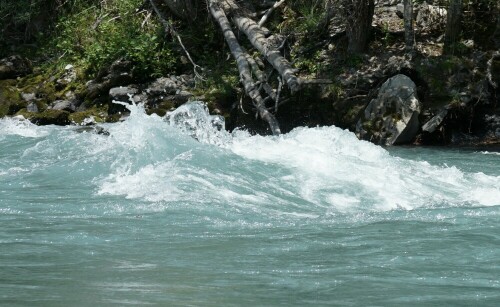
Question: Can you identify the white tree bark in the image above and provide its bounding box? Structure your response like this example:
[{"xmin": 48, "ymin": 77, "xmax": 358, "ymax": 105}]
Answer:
[{"xmin": 209, "ymin": 1, "xmax": 282, "ymax": 135}]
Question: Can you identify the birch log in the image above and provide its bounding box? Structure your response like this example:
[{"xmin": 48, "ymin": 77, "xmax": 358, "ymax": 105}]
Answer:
[{"xmin": 208, "ymin": 1, "xmax": 281, "ymax": 135}]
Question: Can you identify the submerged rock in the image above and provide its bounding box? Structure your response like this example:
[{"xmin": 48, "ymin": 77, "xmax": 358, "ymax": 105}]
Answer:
[
  {"xmin": 74, "ymin": 125, "xmax": 110, "ymax": 136},
  {"xmin": 356, "ymin": 74, "xmax": 422, "ymax": 145}
]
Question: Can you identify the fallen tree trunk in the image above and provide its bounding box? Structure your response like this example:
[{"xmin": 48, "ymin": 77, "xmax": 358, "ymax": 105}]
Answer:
[
  {"xmin": 208, "ymin": 1, "xmax": 281, "ymax": 135},
  {"xmin": 159, "ymin": 0, "xmax": 308, "ymax": 134},
  {"xmin": 217, "ymin": 0, "xmax": 300, "ymax": 93},
  {"xmin": 232, "ymin": 14, "xmax": 301, "ymax": 93},
  {"xmin": 258, "ymin": 0, "xmax": 285, "ymax": 27}
]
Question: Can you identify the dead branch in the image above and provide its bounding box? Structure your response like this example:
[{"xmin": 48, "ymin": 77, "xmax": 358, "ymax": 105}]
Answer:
[
  {"xmin": 300, "ymin": 79, "xmax": 335, "ymax": 85},
  {"xmin": 149, "ymin": 0, "xmax": 205, "ymax": 80},
  {"xmin": 209, "ymin": 0, "xmax": 281, "ymax": 135},
  {"xmin": 232, "ymin": 13, "xmax": 301, "ymax": 93},
  {"xmin": 258, "ymin": 0, "xmax": 285, "ymax": 27}
]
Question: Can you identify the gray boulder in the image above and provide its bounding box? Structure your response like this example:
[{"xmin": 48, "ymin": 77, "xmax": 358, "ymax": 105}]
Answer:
[
  {"xmin": 56, "ymin": 64, "xmax": 77, "ymax": 89},
  {"xmin": 50, "ymin": 100, "xmax": 75, "ymax": 112},
  {"xmin": 356, "ymin": 74, "xmax": 422, "ymax": 145},
  {"xmin": 21, "ymin": 92, "xmax": 36, "ymax": 102},
  {"xmin": 85, "ymin": 60, "xmax": 133, "ymax": 99},
  {"xmin": 173, "ymin": 90, "xmax": 194, "ymax": 105},
  {"xmin": 143, "ymin": 75, "xmax": 195, "ymax": 108},
  {"xmin": 109, "ymin": 86, "xmax": 139, "ymax": 102},
  {"xmin": 146, "ymin": 77, "xmax": 178, "ymax": 96},
  {"xmin": 415, "ymin": 4, "xmax": 447, "ymax": 32},
  {"xmin": 26, "ymin": 102, "xmax": 39, "ymax": 113}
]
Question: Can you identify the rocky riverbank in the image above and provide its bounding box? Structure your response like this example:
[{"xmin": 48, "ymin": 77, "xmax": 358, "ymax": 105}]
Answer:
[{"xmin": 1, "ymin": 0, "xmax": 499, "ymax": 147}]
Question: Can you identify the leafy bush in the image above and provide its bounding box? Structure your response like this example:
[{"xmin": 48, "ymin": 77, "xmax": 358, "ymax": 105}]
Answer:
[
  {"xmin": 53, "ymin": 0, "xmax": 177, "ymax": 79},
  {"xmin": 1, "ymin": 0, "xmax": 178, "ymax": 80}
]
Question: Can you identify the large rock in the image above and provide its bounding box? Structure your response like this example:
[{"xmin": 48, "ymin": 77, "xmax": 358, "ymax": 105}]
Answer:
[
  {"xmin": 356, "ymin": 74, "xmax": 422, "ymax": 145},
  {"xmin": 85, "ymin": 60, "xmax": 133, "ymax": 99},
  {"xmin": 56, "ymin": 64, "xmax": 77, "ymax": 89},
  {"xmin": 144, "ymin": 75, "xmax": 195, "ymax": 108},
  {"xmin": 0, "ymin": 55, "xmax": 32, "ymax": 80},
  {"xmin": 50, "ymin": 100, "xmax": 76, "ymax": 112},
  {"xmin": 109, "ymin": 86, "xmax": 139, "ymax": 102},
  {"xmin": 415, "ymin": 3, "xmax": 447, "ymax": 32},
  {"xmin": 146, "ymin": 77, "xmax": 178, "ymax": 96},
  {"xmin": 18, "ymin": 109, "xmax": 70, "ymax": 126}
]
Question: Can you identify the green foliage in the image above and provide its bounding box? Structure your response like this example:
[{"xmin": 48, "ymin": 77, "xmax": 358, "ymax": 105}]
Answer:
[
  {"xmin": 292, "ymin": 50, "xmax": 324, "ymax": 75},
  {"xmin": 1, "ymin": 0, "xmax": 178, "ymax": 80},
  {"xmin": 289, "ymin": 1, "xmax": 325, "ymax": 34},
  {"xmin": 195, "ymin": 58, "xmax": 240, "ymax": 109},
  {"xmin": 279, "ymin": 0, "xmax": 328, "ymax": 35},
  {"xmin": 52, "ymin": 0, "xmax": 177, "ymax": 79}
]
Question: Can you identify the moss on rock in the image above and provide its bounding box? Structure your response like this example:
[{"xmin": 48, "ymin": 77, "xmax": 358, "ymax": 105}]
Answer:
[
  {"xmin": 146, "ymin": 100, "xmax": 174, "ymax": 117},
  {"xmin": 69, "ymin": 107, "xmax": 107, "ymax": 125},
  {"xmin": 16, "ymin": 109, "xmax": 70, "ymax": 125},
  {"xmin": 0, "ymin": 80, "xmax": 25, "ymax": 117}
]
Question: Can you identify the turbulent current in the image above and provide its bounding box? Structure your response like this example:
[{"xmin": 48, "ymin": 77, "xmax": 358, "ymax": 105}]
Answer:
[{"xmin": 1, "ymin": 102, "xmax": 499, "ymax": 305}]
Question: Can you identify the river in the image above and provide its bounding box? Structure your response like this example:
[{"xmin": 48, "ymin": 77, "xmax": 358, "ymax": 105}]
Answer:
[{"xmin": 1, "ymin": 102, "xmax": 499, "ymax": 305}]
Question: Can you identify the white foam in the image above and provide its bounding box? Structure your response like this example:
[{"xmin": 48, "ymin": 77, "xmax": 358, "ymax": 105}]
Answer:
[
  {"xmin": 0, "ymin": 117, "xmax": 50, "ymax": 138},
  {"xmin": 228, "ymin": 126, "xmax": 500, "ymax": 210},
  {"xmin": 94, "ymin": 101, "xmax": 500, "ymax": 213},
  {"xmin": 480, "ymin": 151, "xmax": 500, "ymax": 156}
]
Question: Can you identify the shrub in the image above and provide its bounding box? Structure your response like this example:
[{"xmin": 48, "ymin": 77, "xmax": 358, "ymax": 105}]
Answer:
[{"xmin": 53, "ymin": 0, "xmax": 177, "ymax": 79}]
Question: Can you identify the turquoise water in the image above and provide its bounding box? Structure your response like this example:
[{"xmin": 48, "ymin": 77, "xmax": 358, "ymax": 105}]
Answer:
[{"xmin": 1, "ymin": 103, "xmax": 500, "ymax": 306}]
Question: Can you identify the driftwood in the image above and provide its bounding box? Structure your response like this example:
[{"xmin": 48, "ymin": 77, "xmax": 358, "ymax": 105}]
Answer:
[
  {"xmin": 209, "ymin": 1, "xmax": 281, "ymax": 135},
  {"xmin": 150, "ymin": 0, "xmax": 204, "ymax": 80},
  {"xmin": 158, "ymin": 0, "xmax": 321, "ymax": 134},
  {"xmin": 232, "ymin": 14, "xmax": 301, "ymax": 93},
  {"xmin": 258, "ymin": 0, "xmax": 285, "ymax": 27},
  {"xmin": 205, "ymin": 0, "xmax": 307, "ymax": 134}
]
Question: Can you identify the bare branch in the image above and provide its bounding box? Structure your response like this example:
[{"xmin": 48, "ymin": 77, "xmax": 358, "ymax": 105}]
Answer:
[
  {"xmin": 209, "ymin": 0, "xmax": 281, "ymax": 135},
  {"xmin": 258, "ymin": 0, "xmax": 285, "ymax": 27},
  {"xmin": 149, "ymin": 0, "xmax": 205, "ymax": 81}
]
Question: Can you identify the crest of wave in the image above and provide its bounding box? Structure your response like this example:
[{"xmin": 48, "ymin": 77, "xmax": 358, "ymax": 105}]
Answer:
[
  {"xmin": 97, "ymin": 100, "xmax": 500, "ymax": 213},
  {"xmin": 0, "ymin": 116, "xmax": 51, "ymax": 138},
  {"xmin": 229, "ymin": 126, "xmax": 500, "ymax": 210}
]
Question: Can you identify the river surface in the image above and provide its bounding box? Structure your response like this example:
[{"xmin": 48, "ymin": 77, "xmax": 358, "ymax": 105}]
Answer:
[{"xmin": 1, "ymin": 102, "xmax": 500, "ymax": 306}]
